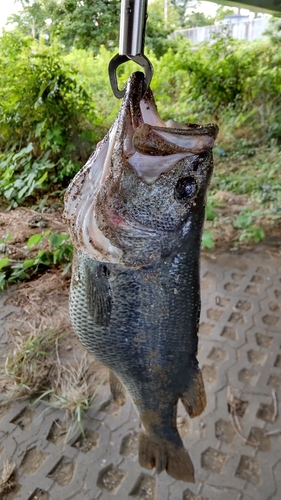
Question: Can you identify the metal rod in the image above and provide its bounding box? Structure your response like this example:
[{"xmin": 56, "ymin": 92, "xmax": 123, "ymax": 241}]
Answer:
[{"xmin": 119, "ymin": 0, "xmax": 148, "ymax": 56}]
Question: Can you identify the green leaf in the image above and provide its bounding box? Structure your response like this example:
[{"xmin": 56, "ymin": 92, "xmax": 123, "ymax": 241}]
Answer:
[
  {"xmin": 27, "ymin": 233, "xmax": 44, "ymax": 247},
  {"xmin": 233, "ymin": 214, "xmax": 253, "ymax": 230},
  {"xmin": 18, "ymin": 185, "xmax": 29, "ymax": 199},
  {"xmin": 37, "ymin": 171, "xmax": 48, "ymax": 184},
  {"xmin": 23, "ymin": 259, "xmax": 35, "ymax": 268},
  {"xmin": 253, "ymin": 227, "xmax": 265, "ymax": 243},
  {"xmin": 0, "ymin": 257, "xmax": 9, "ymax": 270},
  {"xmin": 206, "ymin": 202, "xmax": 217, "ymax": 221},
  {"xmin": 202, "ymin": 230, "xmax": 215, "ymax": 249},
  {"xmin": 49, "ymin": 232, "xmax": 69, "ymax": 248},
  {"xmin": 4, "ymin": 187, "xmax": 14, "ymax": 200},
  {"xmin": 13, "ymin": 143, "xmax": 33, "ymax": 160}
]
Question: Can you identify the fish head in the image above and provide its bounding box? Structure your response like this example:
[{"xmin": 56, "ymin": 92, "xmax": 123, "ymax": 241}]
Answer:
[{"xmin": 64, "ymin": 72, "xmax": 218, "ymax": 266}]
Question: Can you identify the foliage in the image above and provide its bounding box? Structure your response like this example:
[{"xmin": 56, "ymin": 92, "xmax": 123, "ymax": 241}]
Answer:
[
  {"xmin": 0, "ymin": 32, "xmax": 99, "ymax": 204},
  {"xmin": 0, "ymin": 18, "xmax": 280, "ymax": 251},
  {"xmin": 233, "ymin": 209, "xmax": 265, "ymax": 243},
  {"xmin": 213, "ymin": 5, "xmax": 236, "ymax": 22},
  {"xmin": 266, "ymin": 16, "xmax": 281, "ymax": 45},
  {"xmin": 184, "ymin": 11, "xmax": 213, "ymax": 28},
  {"xmin": 57, "ymin": 0, "xmax": 120, "ymax": 52},
  {"xmin": 0, "ymin": 231, "xmax": 73, "ymax": 291},
  {"xmin": 202, "ymin": 230, "xmax": 215, "ymax": 249},
  {"xmin": 7, "ymin": 0, "xmax": 62, "ymax": 40},
  {"xmin": 170, "ymin": 0, "xmax": 197, "ymax": 27},
  {"xmin": 213, "ymin": 145, "xmax": 281, "ymax": 210},
  {"xmin": 9, "ymin": 0, "xmax": 120, "ymax": 52},
  {"xmin": 0, "ymin": 144, "xmax": 55, "ymax": 209},
  {"xmin": 146, "ymin": 0, "xmax": 178, "ymax": 57}
]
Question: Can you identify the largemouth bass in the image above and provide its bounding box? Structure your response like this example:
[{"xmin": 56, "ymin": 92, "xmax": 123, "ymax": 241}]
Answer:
[{"xmin": 64, "ymin": 72, "xmax": 218, "ymax": 483}]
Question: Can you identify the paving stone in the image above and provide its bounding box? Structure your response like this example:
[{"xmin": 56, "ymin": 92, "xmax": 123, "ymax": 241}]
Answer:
[{"xmin": 1, "ymin": 251, "xmax": 281, "ymax": 499}]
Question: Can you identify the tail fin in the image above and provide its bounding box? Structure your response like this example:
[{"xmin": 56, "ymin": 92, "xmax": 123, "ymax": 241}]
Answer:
[
  {"xmin": 181, "ymin": 369, "xmax": 206, "ymax": 418},
  {"xmin": 138, "ymin": 431, "xmax": 195, "ymax": 483}
]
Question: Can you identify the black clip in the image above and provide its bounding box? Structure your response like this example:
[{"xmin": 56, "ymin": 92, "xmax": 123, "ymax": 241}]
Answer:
[{"xmin": 108, "ymin": 53, "xmax": 153, "ymax": 99}]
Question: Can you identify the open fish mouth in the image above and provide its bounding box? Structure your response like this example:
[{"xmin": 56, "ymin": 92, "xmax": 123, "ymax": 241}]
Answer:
[
  {"xmin": 118, "ymin": 72, "xmax": 218, "ymax": 184},
  {"xmin": 64, "ymin": 72, "xmax": 218, "ymax": 264}
]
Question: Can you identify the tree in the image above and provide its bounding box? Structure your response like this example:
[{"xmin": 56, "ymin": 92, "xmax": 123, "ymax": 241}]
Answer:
[
  {"xmin": 58, "ymin": 0, "xmax": 120, "ymax": 52},
  {"xmin": 170, "ymin": 0, "xmax": 197, "ymax": 28},
  {"xmin": 7, "ymin": 0, "xmax": 62, "ymax": 40},
  {"xmin": 8, "ymin": 0, "xmax": 120, "ymax": 53},
  {"xmin": 266, "ymin": 16, "xmax": 281, "ymax": 45},
  {"xmin": 213, "ymin": 5, "xmax": 236, "ymax": 22},
  {"xmin": 146, "ymin": 0, "xmax": 180, "ymax": 57},
  {"xmin": 184, "ymin": 11, "xmax": 213, "ymax": 28}
]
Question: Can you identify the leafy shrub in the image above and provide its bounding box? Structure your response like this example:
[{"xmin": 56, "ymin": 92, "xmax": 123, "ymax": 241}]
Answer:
[
  {"xmin": 0, "ymin": 30, "xmax": 280, "ymax": 209},
  {"xmin": 0, "ymin": 231, "xmax": 73, "ymax": 291},
  {"xmin": 0, "ymin": 32, "xmax": 98, "ymax": 204}
]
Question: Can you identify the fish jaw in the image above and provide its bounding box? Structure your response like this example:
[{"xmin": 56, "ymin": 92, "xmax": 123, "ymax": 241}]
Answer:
[{"xmin": 64, "ymin": 72, "xmax": 218, "ymax": 266}]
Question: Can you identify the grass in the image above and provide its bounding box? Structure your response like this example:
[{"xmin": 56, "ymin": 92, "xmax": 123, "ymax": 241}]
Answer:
[
  {"xmin": 201, "ymin": 141, "xmax": 281, "ymax": 249},
  {"xmin": 34, "ymin": 354, "xmax": 102, "ymax": 438},
  {"xmin": 213, "ymin": 144, "xmax": 281, "ymax": 204},
  {"xmin": 0, "ymin": 459, "xmax": 16, "ymax": 495},
  {"xmin": 0, "ymin": 307, "xmax": 102, "ymax": 437},
  {"xmin": 1, "ymin": 323, "xmax": 64, "ymax": 402},
  {"xmin": 0, "ymin": 231, "xmax": 73, "ymax": 292}
]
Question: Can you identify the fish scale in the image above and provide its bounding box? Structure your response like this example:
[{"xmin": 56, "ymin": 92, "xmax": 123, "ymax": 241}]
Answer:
[{"xmin": 64, "ymin": 72, "xmax": 218, "ymax": 482}]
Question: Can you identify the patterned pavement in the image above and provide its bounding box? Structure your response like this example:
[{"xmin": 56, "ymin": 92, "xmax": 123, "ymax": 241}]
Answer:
[{"xmin": 0, "ymin": 248, "xmax": 281, "ymax": 500}]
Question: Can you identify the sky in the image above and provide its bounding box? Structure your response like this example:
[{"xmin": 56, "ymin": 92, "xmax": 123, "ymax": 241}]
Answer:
[
  {"xmin": 187, "ymin": 1, "xmax": 251, "ymax": 17},
  {"xmin": 0, "ymin": 0, "xmax": 19, "ymax": 31}
]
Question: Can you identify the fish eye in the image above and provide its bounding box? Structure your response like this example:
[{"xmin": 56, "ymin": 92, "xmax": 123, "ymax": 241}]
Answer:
[{"xmin": 174, "ymin": 176, "xmax": 198, "ymax": 201}]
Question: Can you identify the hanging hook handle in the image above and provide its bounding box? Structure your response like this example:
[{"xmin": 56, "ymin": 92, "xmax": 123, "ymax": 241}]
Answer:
[
  {"xmin": 108, "ymin": 0, "xmax": 153, "ymax": 98},
  {"xmin": 119, "ymin": 0, "xmax": 147, "ymax": 56}
]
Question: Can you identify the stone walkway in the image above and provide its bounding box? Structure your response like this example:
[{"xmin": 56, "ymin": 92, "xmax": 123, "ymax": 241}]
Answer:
[{"xmin": 0, "ymin": 249, "xmax": 281, "ymax": 500}]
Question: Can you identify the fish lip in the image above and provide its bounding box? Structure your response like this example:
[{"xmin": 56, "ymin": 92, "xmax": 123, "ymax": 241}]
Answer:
[
  {"xmin": 118, "ymin": 72, "xmax": 165, "ymax": 145},
  {"xmin": 123, "ymin": 72, "xmax": 219, "ymax": 137}
]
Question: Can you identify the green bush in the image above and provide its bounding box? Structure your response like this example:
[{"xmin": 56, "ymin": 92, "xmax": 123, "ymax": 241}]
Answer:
[
  {"xmin": 0, "ymin": 30, "xmax": 280, "ymax": 208},
  {"xmin": 0, "ymin": 32, "xmax": 99, "ymax": 205}
]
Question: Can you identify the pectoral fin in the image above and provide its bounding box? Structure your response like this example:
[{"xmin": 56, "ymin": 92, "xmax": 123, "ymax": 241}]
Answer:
[{"xmin": 85, "ymin": 263, "xmax": 112, "ymax": 326}]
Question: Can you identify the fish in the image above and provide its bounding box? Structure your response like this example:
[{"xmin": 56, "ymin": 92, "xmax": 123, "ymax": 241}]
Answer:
[{"xmin": 64, "ymin": 72, "xmax": 218, "ymax": 483}]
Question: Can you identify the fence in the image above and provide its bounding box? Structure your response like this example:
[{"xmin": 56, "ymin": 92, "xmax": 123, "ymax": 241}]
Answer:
[{"xmin": 171, "ymin": 18, "xmax": 269, "ymax": 44}]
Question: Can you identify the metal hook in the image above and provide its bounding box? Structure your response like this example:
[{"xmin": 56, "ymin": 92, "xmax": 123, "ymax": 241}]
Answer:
[
  {"xmin": 108, "ymin": 0, "xmax": 153, "ymax": 98},
  {"xmin": 108, "ymin": 53, "xmax": 153, "ymax": 99}
]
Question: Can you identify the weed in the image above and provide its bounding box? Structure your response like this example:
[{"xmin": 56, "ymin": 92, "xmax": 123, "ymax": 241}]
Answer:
[
  {"xmin": 0, "ymin": 459, "xmax": 16, "ymax": 495},
  {"xmin": 34, "ymin": 354, "xmax": 102, "ymax": 438},
  {"xmin": 205, "ymin": 200, "xmax": 217, "ymax": 222},
  {"xmin": 233, "ymin": 208, "xmax": 265, "ymax": 244},
  {"xmin": 0, "ymin": 231, "xmax": 73, "ymax": 291},
  {"xmin": 1, "ymin": 324, "xmax": 65, "ymax": 402},
  {"xmin": 202, "ymin": 230, "xmax": 215, "ymax": 249}
]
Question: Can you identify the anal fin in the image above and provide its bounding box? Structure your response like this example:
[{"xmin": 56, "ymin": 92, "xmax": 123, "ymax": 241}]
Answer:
[
  {"xmin": 109, "ymin": 370, "xmax": 126, "ymax": 406},
  {"xmin": 180, "ymin": 369, "xmax": 206, "ymax": 418}
]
